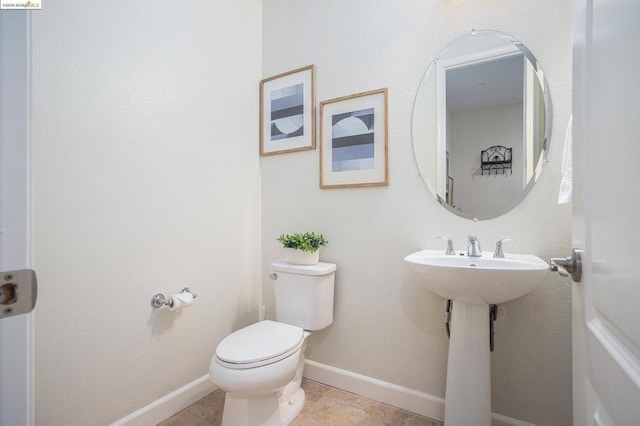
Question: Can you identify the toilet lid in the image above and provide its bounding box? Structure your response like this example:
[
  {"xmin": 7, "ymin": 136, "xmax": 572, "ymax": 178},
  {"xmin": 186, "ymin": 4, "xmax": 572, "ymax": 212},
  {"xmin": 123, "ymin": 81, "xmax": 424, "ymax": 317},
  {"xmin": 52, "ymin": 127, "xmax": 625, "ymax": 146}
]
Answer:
[{"xmin": 216, "ymin": 320, "xmax": 304, "ymax": 368}]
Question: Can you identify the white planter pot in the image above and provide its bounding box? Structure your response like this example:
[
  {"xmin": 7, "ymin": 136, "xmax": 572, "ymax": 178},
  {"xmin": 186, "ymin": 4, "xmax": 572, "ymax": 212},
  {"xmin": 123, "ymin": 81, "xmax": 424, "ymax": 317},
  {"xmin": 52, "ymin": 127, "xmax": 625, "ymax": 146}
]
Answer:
[{"xmin": 283, "ymin": 247, "xmax": 319, "ymax": 265}]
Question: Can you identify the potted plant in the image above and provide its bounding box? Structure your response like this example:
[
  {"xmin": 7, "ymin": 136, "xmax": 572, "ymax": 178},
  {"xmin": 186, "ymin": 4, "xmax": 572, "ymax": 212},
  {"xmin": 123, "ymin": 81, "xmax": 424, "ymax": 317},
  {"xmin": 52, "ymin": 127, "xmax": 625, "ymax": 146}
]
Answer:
[{"xmin": 277, "ymin": 232, "xmax": 328, "ymax": 265}]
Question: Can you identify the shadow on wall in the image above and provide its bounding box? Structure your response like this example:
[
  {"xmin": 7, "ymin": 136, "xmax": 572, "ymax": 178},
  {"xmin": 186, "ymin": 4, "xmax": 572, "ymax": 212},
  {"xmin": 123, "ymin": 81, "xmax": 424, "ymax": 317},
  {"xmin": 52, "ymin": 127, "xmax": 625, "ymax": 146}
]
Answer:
[
  {"xmin": 400, "ymin": 272, "xmax": 445, "ymax": 339},
  {"xmin": 305, "ymin": 326, "xmax": 332, "ymax": 354},
  {"xmin": 147, "ymin": 304, "xmax": 190, "ymax": 338},
  {"xmin": 231, "ymin": 294, "xmax": 261, "ymax": 332}
]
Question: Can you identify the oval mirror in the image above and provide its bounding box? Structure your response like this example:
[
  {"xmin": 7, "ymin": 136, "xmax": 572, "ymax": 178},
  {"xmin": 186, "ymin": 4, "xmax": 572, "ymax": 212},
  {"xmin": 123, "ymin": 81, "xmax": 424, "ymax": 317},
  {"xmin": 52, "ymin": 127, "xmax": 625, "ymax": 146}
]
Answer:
[{"xmin": 412, "ymin": 30, "xmax": 551, "ymax": 220}]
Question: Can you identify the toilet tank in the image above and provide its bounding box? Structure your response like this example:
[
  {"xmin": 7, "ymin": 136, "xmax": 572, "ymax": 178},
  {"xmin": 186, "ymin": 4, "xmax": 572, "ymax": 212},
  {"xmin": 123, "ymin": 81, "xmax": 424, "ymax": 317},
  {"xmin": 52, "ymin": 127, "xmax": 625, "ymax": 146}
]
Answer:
[{"xmin": 271, "ymin": 261, "xmax": 336, "ymax": 331}]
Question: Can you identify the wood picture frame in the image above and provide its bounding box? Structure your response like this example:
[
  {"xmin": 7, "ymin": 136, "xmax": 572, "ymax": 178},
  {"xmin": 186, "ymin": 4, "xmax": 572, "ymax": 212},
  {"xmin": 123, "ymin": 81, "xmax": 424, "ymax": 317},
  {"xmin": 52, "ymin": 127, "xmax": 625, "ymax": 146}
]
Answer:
[
  {"xmin": 319, "ymin": 88, "xmax": 388, "ymax": 188},
  {"xmin": 260, "ymin": 65, "xmax": 315, "ymax": 156}
]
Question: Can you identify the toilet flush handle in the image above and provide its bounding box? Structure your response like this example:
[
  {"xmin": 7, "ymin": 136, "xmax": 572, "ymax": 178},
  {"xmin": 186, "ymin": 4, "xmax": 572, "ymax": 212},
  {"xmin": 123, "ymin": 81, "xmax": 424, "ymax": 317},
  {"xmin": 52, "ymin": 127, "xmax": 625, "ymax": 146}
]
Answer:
[{"xmin": 269, "ymin": 273, "xmax": 278, "ymax": 280}]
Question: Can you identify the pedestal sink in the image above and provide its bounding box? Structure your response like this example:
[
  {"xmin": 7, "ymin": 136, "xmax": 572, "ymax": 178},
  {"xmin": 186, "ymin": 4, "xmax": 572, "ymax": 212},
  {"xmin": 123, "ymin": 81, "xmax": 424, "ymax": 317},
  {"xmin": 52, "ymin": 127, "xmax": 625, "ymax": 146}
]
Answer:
[{"xmin": 404, "ymin": 249, "xmax": 548, "ymax": 426}]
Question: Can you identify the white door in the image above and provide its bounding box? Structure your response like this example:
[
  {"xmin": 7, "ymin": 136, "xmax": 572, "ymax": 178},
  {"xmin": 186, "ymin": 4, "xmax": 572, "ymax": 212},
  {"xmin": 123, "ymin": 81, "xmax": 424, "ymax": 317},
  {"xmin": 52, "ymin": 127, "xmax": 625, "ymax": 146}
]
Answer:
[
  {"xmin": 572, "ymin": 0, "xmax": 640, "ymax": 425},
  {"xmin": 0, "ymin": 11, "xmax": 34, "ymax": 426}
]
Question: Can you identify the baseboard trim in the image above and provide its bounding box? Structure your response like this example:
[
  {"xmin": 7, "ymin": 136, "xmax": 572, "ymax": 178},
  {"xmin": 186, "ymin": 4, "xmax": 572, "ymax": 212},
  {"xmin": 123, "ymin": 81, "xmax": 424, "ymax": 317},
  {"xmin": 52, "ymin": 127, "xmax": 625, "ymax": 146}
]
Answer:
[
  {"xmin": 303, "ymin": 359, "xmax": 445, "ymax": 421},
  {"xmin": 110, "ymin": 375, "xmax": 216, "ymax": 426},
  {"xmin": 303, "ymin": 360, "xmax": 536, "ymax": 426}
]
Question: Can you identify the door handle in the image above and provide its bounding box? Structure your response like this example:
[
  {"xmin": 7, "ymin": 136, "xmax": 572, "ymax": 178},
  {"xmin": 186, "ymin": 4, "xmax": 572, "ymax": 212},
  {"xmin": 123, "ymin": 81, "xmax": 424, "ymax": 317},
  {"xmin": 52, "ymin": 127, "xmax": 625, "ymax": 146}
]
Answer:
[
  {"xmin": 0, "ymin": 269, "xmax": 37, "ymax": 319},
  {"xmin": 549, "ymin": 249, "xmax": 583, "ymax": 283}
]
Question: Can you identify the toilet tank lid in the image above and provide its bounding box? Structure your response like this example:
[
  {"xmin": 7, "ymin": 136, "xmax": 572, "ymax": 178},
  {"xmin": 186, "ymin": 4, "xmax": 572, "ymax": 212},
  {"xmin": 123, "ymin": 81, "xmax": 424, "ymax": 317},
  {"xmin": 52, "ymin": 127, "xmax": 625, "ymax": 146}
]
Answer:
[{"xmin": 271, "ymin": 261, "xmax": 336, "ymax": 275}]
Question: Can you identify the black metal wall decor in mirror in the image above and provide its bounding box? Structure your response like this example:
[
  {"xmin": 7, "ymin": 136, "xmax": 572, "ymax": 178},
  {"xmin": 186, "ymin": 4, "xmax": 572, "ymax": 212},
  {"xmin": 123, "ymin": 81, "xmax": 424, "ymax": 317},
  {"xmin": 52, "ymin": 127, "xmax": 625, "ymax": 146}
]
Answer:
[
  {"xmin": 411, "ymin": 29, "xmax": 551, "ymax": 220},
  {"xmin": 481, "ymin": 145, "xmax": 512, "ymax": 176}
]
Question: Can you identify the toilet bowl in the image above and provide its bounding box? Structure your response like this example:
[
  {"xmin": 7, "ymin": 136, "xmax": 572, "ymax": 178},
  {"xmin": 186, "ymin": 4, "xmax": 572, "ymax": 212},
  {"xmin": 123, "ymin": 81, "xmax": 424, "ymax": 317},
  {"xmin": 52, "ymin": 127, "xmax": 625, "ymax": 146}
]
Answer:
[
  {"xmin": 209, "ymin": 261, "xmax": 336, "ymax": 426},
  {"xmin": 209, "ymin": 321, "xmax": 310, "ymax": 425}
]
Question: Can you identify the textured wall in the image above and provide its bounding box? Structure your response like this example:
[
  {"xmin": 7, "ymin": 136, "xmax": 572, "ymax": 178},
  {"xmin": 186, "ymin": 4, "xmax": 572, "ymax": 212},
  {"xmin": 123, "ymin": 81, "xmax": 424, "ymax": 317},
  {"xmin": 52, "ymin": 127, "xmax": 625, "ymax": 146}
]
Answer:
[
  {"xmin": 32, "ymin": 1, "xmax": 262, "ymax": 424},
  {"xmin": 261, "ymin": 1, "xmax": 572, "ymax": 424}
]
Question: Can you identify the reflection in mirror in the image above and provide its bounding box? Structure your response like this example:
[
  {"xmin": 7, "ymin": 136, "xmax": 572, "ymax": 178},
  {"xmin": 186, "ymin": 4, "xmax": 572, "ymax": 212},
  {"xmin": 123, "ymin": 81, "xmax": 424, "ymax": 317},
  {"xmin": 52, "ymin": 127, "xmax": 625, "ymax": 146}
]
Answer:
[{"xmin": 412, "ymin": 30, "xmax": 551, "ymax": 220}]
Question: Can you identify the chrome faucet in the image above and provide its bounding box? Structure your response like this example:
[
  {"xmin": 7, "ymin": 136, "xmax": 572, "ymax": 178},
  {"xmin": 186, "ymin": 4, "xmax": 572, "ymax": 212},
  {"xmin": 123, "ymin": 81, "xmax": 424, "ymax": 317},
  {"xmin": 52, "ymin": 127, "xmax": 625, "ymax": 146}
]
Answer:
[
  {"xmin": 493, "ymin": 238, "xmax": 515, "ymax": 258},
  {"xmin": 436, "ymin": 236, "xmax": 456, "ymax": 255},
  {"xmin": 467, "ymin": 234, "xmax": 482, "ymax": 257}
]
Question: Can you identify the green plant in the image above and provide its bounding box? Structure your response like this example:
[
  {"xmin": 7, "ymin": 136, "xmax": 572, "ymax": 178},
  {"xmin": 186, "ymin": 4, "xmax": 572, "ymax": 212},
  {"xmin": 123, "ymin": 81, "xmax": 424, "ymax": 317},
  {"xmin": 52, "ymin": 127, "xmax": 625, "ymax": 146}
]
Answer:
[{"xmin": 277, "ymin": 232, "xmax": 328, "ymax": 253}]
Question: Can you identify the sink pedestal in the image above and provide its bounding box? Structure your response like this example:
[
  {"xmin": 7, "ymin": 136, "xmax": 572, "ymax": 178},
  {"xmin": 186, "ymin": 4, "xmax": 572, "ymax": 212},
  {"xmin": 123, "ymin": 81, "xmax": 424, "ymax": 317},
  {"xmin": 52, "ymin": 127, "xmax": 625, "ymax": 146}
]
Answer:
[
  {"xmin": 404, "ymin": 249, "xmax": 549, "ymax": 425},
  {"xmin": 444, "ymin": 302, "xmax": 491, "ymax": 426}
]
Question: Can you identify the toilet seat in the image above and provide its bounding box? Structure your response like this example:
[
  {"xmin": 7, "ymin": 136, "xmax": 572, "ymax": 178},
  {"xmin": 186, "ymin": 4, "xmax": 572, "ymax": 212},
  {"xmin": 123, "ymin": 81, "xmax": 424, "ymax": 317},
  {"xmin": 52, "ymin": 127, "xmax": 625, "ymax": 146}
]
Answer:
[{"xmin": 215, "ymin": 320, "xmax": 304, "ymax": 370}]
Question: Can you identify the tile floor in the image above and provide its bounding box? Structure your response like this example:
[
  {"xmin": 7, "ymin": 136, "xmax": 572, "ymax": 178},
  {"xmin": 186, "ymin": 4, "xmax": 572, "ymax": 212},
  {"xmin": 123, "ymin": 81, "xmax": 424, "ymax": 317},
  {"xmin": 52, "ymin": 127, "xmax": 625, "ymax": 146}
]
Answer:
[{"xmin": 158, "ymin": 378, "xmax": 443, "ymax": 426}]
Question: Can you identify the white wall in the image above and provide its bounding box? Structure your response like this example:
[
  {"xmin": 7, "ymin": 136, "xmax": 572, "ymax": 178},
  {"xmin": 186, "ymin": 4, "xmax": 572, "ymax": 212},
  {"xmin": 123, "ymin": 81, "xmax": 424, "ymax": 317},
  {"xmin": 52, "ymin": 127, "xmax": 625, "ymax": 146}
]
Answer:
[
  {"xmin": 412, "ymin": 69, "xmax": 438, "ymax": 193},
  {"xmin": 449, "ymin": 103, "xmax": 523, "ymax": 218},
  {"xmin": 262, "ymin": 1, "xmax": 572, "ymax": 424},
  {"xmin": 32, "ymin": 1, "xmax": 262, "ymax": 424}
]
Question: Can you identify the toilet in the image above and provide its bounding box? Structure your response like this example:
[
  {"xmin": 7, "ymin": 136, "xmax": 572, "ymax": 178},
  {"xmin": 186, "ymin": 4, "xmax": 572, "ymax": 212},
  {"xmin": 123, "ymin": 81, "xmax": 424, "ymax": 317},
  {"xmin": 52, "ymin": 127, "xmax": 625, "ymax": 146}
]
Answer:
[{"xmin": 209, "ymin": 261, "xmax": 336, "ymax": 426}]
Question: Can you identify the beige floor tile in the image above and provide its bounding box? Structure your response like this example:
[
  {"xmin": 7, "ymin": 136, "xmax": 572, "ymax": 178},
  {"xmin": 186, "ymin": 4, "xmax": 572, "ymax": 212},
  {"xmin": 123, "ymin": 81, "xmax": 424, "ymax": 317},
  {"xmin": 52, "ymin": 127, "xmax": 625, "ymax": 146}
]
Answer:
[
  {"xmin": 186, "ymin": 389, "xmax": 225, "ymax": 423},
  {"xmin": 156, "ymin": 409, "xmax": 211, "ymax": 426},
  {"xmin": 295, "ymin": 378, "xmax": 334, "ymax": 420},
  {"xmin": 159, "ymin": 379, "xmax": 442, "ymax": 426},
  {"xmin": 290, "ymin": 388, "xmax": 380, "ymax": 426},
  {"xmin": 394, "ymin": 412, "xmax": 444, "ymax": 426},
  {"xmin": 301, "ymin": 378, "xmax": 332, "ymax": 404},
  {"xmin": 291, "ymin": 387, "xmax": 443, "ymax": 426}
]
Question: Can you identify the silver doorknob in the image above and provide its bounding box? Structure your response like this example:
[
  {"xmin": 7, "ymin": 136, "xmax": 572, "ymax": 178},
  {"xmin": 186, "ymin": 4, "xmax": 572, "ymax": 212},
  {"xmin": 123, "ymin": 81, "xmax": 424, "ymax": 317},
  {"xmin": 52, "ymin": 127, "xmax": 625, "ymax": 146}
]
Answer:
[{"xmin": 549, "ymin": 249, "xmax": 584, "ymax": 282}]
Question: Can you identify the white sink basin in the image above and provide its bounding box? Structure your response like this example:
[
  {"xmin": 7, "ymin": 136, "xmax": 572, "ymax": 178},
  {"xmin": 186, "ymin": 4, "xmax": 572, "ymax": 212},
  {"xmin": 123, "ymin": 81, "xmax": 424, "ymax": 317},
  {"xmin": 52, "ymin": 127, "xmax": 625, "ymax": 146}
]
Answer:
[{"xmin": 404, "ymin": 249, "xmax": 548, "ymax": 304}]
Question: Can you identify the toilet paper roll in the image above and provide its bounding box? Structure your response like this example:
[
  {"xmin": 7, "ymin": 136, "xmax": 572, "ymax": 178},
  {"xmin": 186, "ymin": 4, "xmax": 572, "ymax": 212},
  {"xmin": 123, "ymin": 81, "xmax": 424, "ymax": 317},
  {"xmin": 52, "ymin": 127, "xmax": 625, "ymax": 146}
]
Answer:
[{"xmin": 168, "ymin": 292, "xmax": 194, "ymax": 311}]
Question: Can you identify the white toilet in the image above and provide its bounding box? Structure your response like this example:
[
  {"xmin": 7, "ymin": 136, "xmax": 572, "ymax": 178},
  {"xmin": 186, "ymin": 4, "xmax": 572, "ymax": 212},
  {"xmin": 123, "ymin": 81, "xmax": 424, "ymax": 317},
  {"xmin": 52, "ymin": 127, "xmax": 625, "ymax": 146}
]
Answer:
[{"xmin": 209, "ymin": 261, "xmax": 336, "ymax": 426}]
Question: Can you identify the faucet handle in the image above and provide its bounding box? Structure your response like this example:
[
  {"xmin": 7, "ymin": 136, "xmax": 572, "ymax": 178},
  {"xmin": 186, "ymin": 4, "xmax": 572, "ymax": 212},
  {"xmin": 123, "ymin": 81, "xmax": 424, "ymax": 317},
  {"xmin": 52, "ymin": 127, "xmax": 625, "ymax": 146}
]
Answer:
[
  {"xmin": 436, "ymin": 236, "xmax": 456, "ymax": 255},
  {"xmin": 493, "ymin": 238, "xmax": 515, "ymax": 258},
  {"xmin": 467, "ymin": 234, "xmax": 482, "ymax": 257}
]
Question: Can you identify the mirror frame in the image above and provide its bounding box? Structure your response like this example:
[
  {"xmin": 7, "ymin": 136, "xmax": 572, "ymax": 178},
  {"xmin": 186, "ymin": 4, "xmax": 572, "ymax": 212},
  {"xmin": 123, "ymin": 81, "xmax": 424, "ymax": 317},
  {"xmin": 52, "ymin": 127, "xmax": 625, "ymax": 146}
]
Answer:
[{"xmin": 412, "ymin": 30, "xmax": 552, "ymax": 220}]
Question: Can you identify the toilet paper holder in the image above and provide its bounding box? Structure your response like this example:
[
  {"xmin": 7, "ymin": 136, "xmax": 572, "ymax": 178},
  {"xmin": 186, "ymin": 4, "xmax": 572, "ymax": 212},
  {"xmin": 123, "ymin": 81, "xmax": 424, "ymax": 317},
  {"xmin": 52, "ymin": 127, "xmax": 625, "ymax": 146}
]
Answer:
[{"xmin": 151, "ymin": 287, "xmax": 197, "ymax": 309}]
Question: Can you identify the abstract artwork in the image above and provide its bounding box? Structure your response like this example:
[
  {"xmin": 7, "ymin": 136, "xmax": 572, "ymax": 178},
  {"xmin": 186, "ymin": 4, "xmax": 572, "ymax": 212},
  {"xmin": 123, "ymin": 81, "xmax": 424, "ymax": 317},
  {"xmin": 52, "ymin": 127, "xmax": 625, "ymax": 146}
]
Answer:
[
  {"xmin": 331, "ymin": 108, "xmax": 375, "ymax": 172},
  {"xmin": 320, "ymin": 88, "xmax": 388, "ymax": 188},
  {"xmin": 270, "ymin": 83, "xmax": 304, "ymax": 141},
  {"xmin": 260, "ymin": 65, "xmax": 315, "ymax": 155}
]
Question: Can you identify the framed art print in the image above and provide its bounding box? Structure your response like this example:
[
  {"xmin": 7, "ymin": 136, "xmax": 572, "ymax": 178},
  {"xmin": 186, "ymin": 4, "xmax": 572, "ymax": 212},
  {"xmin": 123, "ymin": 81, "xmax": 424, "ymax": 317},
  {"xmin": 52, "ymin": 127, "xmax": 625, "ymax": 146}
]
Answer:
[
  {"xmin": 319, "ymin": 88, "xmax": 388, "ymax": 188},
  {"xmin": 260, "ymin": 65, "xmax": 315, "ymax": 156}
]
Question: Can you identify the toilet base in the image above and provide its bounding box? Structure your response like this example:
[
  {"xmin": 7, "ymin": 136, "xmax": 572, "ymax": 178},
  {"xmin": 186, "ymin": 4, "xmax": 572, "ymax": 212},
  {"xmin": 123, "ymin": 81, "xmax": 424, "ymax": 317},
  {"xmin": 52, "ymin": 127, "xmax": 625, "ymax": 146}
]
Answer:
[
  {"xmin": 279, "ymin": 387, "xmax": 305, "ymax": 425},
  {"xmin": 221, "ymin": 388, "xmax": 305, "ymax": 426}
]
